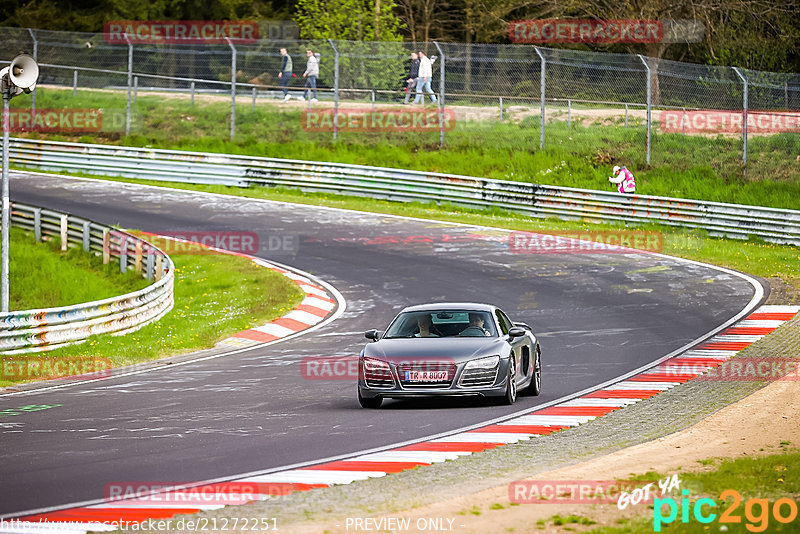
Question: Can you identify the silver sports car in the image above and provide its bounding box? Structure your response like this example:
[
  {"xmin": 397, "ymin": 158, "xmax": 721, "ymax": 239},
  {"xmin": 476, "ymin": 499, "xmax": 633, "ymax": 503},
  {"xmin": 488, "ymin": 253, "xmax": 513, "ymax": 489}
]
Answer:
[{"xmin": 358, "ymin": 303, "xmax": 541, "ymax": 408}]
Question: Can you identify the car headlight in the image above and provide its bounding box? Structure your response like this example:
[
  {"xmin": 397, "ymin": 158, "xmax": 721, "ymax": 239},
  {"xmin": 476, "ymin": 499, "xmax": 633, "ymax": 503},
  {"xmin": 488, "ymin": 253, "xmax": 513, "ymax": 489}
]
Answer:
[
  {"xmin": 363, "ymin": 358, "xmax": 391, "ymax": 371},
  {"xmin": 464, "ymin": 355, "xmax": 500, "ymax": 370}
]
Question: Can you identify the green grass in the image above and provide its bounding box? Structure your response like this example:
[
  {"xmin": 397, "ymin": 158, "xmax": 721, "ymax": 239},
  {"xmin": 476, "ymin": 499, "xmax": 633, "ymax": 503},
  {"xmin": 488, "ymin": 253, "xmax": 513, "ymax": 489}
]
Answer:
[
  {"xmin": 1, "ymin": 232, "xmax": 304, "ymax": 386},
  {"xmin": 586, "ymin": 449, "xmax": 800, "ymax": 534},
  {"xmin": 9, "ymin": 226, "xmax": 150, "ymax": 310},
  {"xmin": 12, "ymin": 87, "xmax": 800, "ymax": 210}
]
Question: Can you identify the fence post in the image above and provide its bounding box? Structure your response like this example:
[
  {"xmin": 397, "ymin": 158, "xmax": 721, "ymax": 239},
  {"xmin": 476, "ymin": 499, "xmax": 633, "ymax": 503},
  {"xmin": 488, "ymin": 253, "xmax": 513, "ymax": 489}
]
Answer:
[
  {"xmin": 155, "ymin": 255, "xmax": 163, "ymax": 282},
  {"xmin": 190, "ymin": 81, "xmax": 195, "ymax": 106},
  {"xmin": 119, "ymin": 235, "xmax": 127, "ymax": 274},
  {"xmin": 82, "ymin": 221, "xmax": 90, "ymax": 251},
  {"xmin": 146, "ymin": 251, "xmax": 154, "ymax": 281},
  {"xmin": 33, "ymin": 208, "xmax": 41, "ymax": 241},
  {"xmin": 328, "ymin": 39, "xmax": 340, "ymax": 142},
  {"xmin": 625, "ymin": 104, "xmax": 629, "ymax": 128},
  {"xmin": 102, "ymin": 228, "xmax": 110, "ymax": 264},
  {"xmin": 434, "ymin": 41, "xmax": 446, "ymax": 147},
  {"xmin": 73, "ymin": 70, "xmax": 78, "ymax": 96},
  {"xmin": 733, "ymin": 67, "xmax": 748, "ymax": 177},
  {"xmin": 124, "ymin": 33, "xmax": 133, "ymax": 136},
  {"xmin": 60, "ymin": 214, "xmax": 68, "ymax": 251},
  {"xmin": 499, "ymin": 97, "xmax": 503, "ymax": 122},
  {"xmin": 637, "ymin": 55, "xmax": 652, "ymax": 164},
  {"xmin": 567, "ymin": 100, "xmax": 571, "ymax": 128},
  {"xmin": 133, "ymin": 76, "xmax": 138, "ymax": 102},
  {"xmin": 252, "ymin": 86, "xmax": 257, "ymax": 111},
  {"xmin": 225, "ymin": 37, "xmax": 237, "ymax": 141},
  {"xmin": 27, "ymin": 28, "xmax": 37, "ymax": 119},
  {"xmin": 533, "ymin": 47, "xmax": 545, "ymax": 149}
]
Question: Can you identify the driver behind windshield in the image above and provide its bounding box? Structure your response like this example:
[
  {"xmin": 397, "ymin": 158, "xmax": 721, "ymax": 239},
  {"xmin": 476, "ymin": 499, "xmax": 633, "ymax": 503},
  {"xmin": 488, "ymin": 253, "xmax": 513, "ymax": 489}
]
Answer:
[{"xmin": 459, "ymin": 312, "xmax": 491, "ymax": 337}]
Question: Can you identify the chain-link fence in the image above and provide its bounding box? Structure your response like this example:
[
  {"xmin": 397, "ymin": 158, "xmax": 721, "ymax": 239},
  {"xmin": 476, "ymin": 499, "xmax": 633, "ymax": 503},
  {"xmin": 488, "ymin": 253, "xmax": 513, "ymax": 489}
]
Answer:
[{"xmin": 2, "ymin": 27, "xmax": 798, "ymax": 178}]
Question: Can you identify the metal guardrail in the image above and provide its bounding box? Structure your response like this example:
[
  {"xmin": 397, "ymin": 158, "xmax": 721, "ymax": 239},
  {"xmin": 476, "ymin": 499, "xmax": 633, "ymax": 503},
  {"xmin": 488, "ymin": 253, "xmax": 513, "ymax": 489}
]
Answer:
[
  {"xmin": 1, "ymin": 202, "xmax": 174, "ymax": 353},
  {"xmin": 5, "ymin": 137, "xmax": 800, "ymax": 246}
]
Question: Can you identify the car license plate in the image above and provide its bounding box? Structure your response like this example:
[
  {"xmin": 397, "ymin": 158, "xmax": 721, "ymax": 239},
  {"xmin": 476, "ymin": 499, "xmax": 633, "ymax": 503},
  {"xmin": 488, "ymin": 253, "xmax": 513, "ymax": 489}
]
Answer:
[{"xmin": 405, "ymin": 370, "xmax": 448, "ymax": 382}]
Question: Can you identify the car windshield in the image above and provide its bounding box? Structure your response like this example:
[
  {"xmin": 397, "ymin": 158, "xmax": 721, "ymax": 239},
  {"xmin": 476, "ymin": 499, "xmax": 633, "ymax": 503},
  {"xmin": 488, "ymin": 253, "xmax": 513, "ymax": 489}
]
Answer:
[{"xmin": 383, "ymin": 310, "xmax": 498, "ymax": 338}]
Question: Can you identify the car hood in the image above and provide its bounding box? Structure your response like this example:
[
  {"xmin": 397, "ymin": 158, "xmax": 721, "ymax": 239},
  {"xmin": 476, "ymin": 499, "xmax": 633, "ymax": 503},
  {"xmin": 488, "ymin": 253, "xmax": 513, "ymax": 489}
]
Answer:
[{"xmin": 363, "ymin": 337, "xmax": 505, "ymax": 363}]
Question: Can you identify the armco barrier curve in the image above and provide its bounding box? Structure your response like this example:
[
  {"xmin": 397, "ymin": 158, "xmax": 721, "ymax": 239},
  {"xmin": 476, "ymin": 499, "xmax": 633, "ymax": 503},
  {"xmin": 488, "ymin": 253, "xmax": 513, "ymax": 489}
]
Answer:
[
  {"xmin": 1, "ymin": 203, "xmax": 174, "ymax": 354},
  {"xmin": 5, "ymin": 138, "xmax": 800, "ymax": 245}
]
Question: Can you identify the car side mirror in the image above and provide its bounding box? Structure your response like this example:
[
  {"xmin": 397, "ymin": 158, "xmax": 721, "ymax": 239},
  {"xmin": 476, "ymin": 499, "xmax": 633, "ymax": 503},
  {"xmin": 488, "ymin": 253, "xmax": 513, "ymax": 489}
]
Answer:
[
  {"xmin": 364, "ymin": 329, "xmax": 381, "ymax": 341},
  {"xmin": 508, "ymin": 326, "xmax": 526, "ymax": 338}
]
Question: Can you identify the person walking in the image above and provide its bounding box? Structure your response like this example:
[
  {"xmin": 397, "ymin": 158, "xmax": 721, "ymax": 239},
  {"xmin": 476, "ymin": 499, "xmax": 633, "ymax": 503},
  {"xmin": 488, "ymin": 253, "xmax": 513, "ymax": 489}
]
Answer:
[
  {"xmin": 403, "ymin": 51, "xmax": 419, "ymax": 104},
  {"xmin": 413, "ymin": 51, "xmax": 437, "ymax": 105},
  {"xmin": 609, "ymin": 165, "xmax": 636, "ymax": 194},
  {"xmin": 277, "ymin": 47, "xmax": 293, "ymax": 102},
  {"xmin": 302, "ymin": 49, "xmax": 319, "ymax": 102}
]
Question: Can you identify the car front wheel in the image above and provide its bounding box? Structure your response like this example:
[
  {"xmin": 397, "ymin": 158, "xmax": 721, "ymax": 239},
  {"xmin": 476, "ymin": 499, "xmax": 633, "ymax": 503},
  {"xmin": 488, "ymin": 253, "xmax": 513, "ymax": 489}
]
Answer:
[
  {"xmin": 501, "ymin": 358, "xmax": 517, "ymax": 405},
  {"xmin": 358, "ymin": 389, "xmax": 382, "ymax": 408},
  {"xmin": 527, "ymin": 347, "xmax": 541, "ymax": 396}
]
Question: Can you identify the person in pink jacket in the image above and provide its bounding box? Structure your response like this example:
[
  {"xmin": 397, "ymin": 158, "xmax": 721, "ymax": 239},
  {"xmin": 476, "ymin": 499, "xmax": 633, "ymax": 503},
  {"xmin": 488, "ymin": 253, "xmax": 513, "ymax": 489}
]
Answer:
[{"xmin": 609, "ymin": 165, "xmax": 636, "ymax": 194}]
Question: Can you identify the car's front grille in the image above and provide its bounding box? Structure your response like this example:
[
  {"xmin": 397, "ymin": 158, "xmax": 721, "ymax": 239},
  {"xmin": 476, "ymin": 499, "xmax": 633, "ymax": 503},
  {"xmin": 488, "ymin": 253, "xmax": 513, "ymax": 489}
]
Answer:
[
  {"xmin": 397, "ymin": 362, "xmax": 456, "ymax": 388},
  {"xmin": 459, "ymin": 366, "xmax": 498, "ymax": 387}
]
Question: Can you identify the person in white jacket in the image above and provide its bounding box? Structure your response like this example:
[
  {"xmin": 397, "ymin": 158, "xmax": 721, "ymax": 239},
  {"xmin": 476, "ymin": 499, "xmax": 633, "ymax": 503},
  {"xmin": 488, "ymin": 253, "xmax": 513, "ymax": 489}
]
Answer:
[
  {"xmin": 413, "ymin": 51, "xmax": 437, "ymax": 105},
  {"xmin": 302, "ymin": 49, "xmax": 320, "ymax": 102},
  {"xmin": 609, "ymin": 165, "xmax": 636, "ymax": 194}
]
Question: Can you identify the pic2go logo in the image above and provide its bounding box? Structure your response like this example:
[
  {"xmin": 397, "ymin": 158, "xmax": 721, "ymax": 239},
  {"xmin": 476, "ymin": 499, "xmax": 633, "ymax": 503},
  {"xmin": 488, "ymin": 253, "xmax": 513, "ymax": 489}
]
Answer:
[{"xmin": 654, "ymin": 489, "xmax": 799, "ymax": 532}]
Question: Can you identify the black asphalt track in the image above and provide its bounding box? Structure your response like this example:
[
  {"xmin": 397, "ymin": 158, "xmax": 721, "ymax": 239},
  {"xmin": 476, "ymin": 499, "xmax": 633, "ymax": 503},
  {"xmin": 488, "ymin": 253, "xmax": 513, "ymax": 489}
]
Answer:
[{"xmin": 0, "ymin": 172, "xmax": 763, "ymax": 515}]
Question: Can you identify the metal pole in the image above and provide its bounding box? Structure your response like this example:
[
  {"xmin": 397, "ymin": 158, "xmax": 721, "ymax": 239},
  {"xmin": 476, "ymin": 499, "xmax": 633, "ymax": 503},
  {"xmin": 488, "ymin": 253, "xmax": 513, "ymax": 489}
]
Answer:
[
  {"xmin": 434, "ymin": 41, "xmax": 445, "ymax": 147},
  {"xmin": 225, "ymin": 37, "xmax": 237, "ymax": 140},
  {"xmin": 567, "ymin": 99, "xmax": 571, "ymax": 128},
  {"xmin": 328, "ymin": 39, "xmax": 340, "ymax": 142},
  {"xmin": 534, "ymin": 47, "xmax": 545, "ymax": 149},
  {"xmin": 499, "ymin": 97, "xmax": 503, "ymax": 122},
  {"xmin": 733, "ymin": 67, "xmax": 748, "ymax": 176},
  {"xmin": 190, "ymin": 81, "xmax": 195, "ymax": 106},
  {"xmin": 1, "ymin": 92, "xmax": 10, "ymax": 312},
  {"xmin": 625, "ymin": 104, "xmax": 629, "ymax": 128},
  {"xmin": 27, "ymin": 28, "xmax": 37, "ymax": 120},
  {"xmin": 637, "ymin": 55, "xmax": 651, "ymax": 164},
  {"xmin": 73, "ymin": 70, "xmax": 77, "ymax": 96},
  {"xmin": 252, "ymin": 87, "xmax": 257, "ymax": 111},
  {"xmin": 124, "ymin": 33, "xmax": 132, "ymax": 136},
  {"xmin": 133, "ymin": 76, "xmax": 138, "ymax": 103}
]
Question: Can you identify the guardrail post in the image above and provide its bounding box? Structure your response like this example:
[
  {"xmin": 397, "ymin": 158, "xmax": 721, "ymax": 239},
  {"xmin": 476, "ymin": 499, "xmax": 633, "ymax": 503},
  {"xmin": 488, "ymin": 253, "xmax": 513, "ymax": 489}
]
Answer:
[
  {"xmin": 119, "ymin": 235, "xmax": 127, "ymax": 273},
  {"xmin": 328, "ymin": 39, "xmax": 340, "ymax": 142},
  {"xmin": 637, "ymin": 55, "xmax": 652, "ymax": 164},
  {"xmin": 434, "ymin": 41, "xmax": 446, "ymax": 148},
  {"xmin": 27, "ymin": 28, "xmax": 37, "ymax": 118},
  {"xmin": 134, "ymin": 240, "xmax": 143, "ymax": 274},
  {"xmin": 155, "ymin": 255, "xmax": 163, "ymax": 281},
  {"xmin": 82, "ymin": 221, "xmax": 91, "ymax": 251},
  {"xmin": 102, "ymin": 228, "xmax": 110, "ymax": 264},
  {"xmin": 534, "ymin": 47, "xmax": 545, "ymax": 149},
  {"xmin": 124, "ymin": 33, "xmax": 133, "ymax": 136},
  {"xmin": 733, "ymin": 67, "xmax": 748, "ymax": 177},
  {"xmin": 33, "ymin": 208, "xmax": 42, "ymax": 241},
  {"xmin": 225, "ymin": 36, "xmax": 237, "ymax": 141},
  {"xmin": 60, "ymin": 214, "xmax": 68, "ymax": 251},
  {"xmin": 146, "ymin": 252, "xmax": 154, "ymax": 281}
]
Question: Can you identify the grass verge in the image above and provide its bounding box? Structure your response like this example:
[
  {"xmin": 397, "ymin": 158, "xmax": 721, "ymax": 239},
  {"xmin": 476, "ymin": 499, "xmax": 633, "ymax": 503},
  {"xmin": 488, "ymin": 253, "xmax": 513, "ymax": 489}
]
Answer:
[
  {"xmin": 11, "ymin": 87, "xmax": 800, "ymax": 209},
  {"xmin": 1, "ymin": 232, "xmax": 305, "ymax": 387}
]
